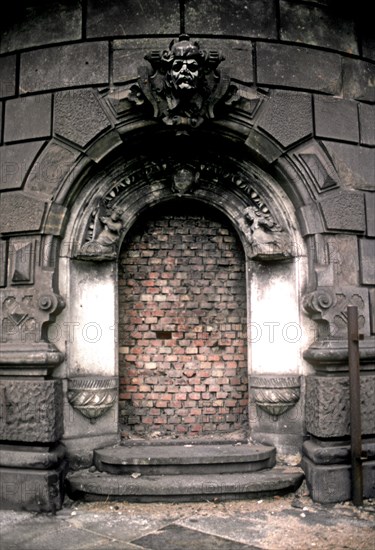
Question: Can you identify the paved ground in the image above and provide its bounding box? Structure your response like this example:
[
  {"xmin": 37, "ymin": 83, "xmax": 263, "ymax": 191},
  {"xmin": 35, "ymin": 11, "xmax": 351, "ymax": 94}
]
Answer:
[{"xmin": 1, "ymin": 487, "xmax": 374, "ymax": 550}]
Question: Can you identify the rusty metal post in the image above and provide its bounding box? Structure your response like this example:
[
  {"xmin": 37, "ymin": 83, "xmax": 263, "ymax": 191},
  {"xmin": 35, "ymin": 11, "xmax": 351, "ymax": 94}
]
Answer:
[{"xmin": 347, "ymin": 305, "xmax": 363, "ymax": 506}]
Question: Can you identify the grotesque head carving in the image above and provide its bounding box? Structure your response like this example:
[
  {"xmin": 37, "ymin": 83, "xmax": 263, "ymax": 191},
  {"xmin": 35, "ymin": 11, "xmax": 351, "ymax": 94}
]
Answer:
[{"xmin": 165, "ymin": 36, "xmax": 204, "ymax": 94}]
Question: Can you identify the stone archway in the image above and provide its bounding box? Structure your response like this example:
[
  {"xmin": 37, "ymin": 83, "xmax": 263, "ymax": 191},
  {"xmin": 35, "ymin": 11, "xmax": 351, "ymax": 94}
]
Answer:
[{"xmin": 118, "ymin": 199, "xmax": 248, "ymax": 440}]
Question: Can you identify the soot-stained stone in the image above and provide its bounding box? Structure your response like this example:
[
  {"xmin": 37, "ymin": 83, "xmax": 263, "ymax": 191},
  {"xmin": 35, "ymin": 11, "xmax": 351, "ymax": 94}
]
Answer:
[
  {"xmin": 0, "ymin": 0, "xmax": 82, "ymax": 54},
  {"xmin": 324, "ymin": 142, "xmax": 375, "ymax": 191},
  {"xmin": 257, "ymin": 43, "xmax": 341, "ymax": 94},
  {"xmin": 359, "ymin": 103, "xmax": 375, "ymax": 146},
  {"xmin": 257, "ymin": 90, "xmax": 312, "ymax": 148},
  {"xmin": 4, "ymin": 94, "xmax": 52, "ymax": 142},
  {"xmin": 0, "ymin": 54, "xmax": 16, "ymax": 98},
  {"xmin": 113, "ymin": 38, "xmax": 169, "ymax": 84},
  {"xmin": 364, "ymin": 192, "xmax": 375, "ymax": 237},
  {"xmin": 24, "ymin": 141, "xmax": 80, "ymax": 197},
  {"xmin": 54, "ymin": 89, "xmax": 110, "ymax": 148},
  {"xmin": 185, "ymin": 0, "xmax": 277, "ymax": 39},
  {"xmin": 359, "ymin": 238, "xmax": 375, "ymax": 284},
  {"xmin": 0, "ymin": 191, "xmax": 46, "ymax": 233},
  {"xmin": 0, "ymin": 141, "xmax": 44, "ymax": 190},
  {"xmin": 279, "ymin": 0, "xmax": 358, "ymax": 54},
  {"xmin": 319, "ymin": 190, "xmax": 365, "ymax": 232},
  {"xmin": 342, "ymin": 58, "xmax": 375, "ymax": 103},
  {"xmin": 20, "ymin": 42, "xmax": 109, "ymax": 93},
  {"xmin": 87, "ymin": 0, "xmax": 179, "ymax": 37},
  {"xmin": 314, "ymin": 96, "xmax": 359, "ymax": 143}
]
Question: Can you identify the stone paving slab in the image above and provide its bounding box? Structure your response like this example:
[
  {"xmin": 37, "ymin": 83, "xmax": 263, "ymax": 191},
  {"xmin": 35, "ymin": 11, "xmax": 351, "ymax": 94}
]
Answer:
[{"xmin": 1, "ymin": 493, "xmax": 374, "ymax": 550}]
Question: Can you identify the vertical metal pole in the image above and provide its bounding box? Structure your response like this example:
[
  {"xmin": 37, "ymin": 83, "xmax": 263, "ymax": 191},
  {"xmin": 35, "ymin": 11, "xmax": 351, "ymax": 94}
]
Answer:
[{"xmin": 347, "ymin": 305, "xmax": 363, "ymax": 506}]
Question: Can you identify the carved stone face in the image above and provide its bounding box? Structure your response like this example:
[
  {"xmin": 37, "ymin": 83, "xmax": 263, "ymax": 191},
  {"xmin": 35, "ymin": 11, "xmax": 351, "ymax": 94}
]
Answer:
[{"xmin": 170, "ymin": 57, "xmax": 200, "ymax": 91}]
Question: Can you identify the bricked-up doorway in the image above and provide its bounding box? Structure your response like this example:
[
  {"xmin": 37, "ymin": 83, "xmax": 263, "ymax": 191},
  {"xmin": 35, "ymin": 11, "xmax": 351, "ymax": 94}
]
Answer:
[{"xmin": 118, "ymin": 200, "xmax": 248, "ymax": 439}]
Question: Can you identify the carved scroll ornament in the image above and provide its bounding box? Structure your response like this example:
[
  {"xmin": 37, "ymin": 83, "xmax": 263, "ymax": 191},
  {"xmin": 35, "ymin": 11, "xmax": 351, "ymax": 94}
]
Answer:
[{"xmin": 128, "ymin": 34, "xmax": 238, "ymax": 128}]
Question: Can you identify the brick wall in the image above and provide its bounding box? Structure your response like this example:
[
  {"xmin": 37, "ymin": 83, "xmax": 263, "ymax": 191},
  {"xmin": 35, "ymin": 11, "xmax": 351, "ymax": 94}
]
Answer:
[{"xmin": 118, "ymin": 203, "xmax": 248, "ymax": 438}]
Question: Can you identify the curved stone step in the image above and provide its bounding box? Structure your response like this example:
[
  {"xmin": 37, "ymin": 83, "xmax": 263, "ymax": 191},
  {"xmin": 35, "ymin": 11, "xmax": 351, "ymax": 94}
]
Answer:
[
  {"xmin": 66, "ymin": 466, "xmax": 304, "ymax": 503},
  {"xmin": 94, "ymin": 443, "xmax": 276, "ymax": 475}
]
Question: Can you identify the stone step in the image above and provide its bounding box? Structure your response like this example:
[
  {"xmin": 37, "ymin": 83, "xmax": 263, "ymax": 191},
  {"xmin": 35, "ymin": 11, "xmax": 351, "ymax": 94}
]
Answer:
[
  {"xmin": 66, "ymin": 466, "xmax": 304, "ymax": 503},
  {"xmin": 94, "ymin": 443, "xmax": 276, "ymax": 475}
]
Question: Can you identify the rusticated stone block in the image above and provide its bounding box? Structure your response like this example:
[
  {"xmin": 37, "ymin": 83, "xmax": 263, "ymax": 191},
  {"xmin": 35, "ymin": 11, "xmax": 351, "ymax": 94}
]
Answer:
[
  {"xmin": 319, "ymin": 190, "xmax": 365, "ymax": 232},
  {"xmin": 302, "ymin": 456, "xmax": 375, "ymax": 503},
  {"xmin": 279, "ymin": 1, "xmax": 358, "ymax": 54},
  {"xmin": 0, "ymin": 462, "xmax": 66, "ymax": 512},
  {"xmin": 370, "ymin": 289, "xmax": 375, "ymax": 334},
  {"xmin": 343, "ymin": 58, "xmax": 375, "ymax": 103},
  {"xmin": 314, "ymin": 96, "xmax": 359, "ymax": 144},
  {"xmin": 20, "ymin": 42, "xmax": 109, "ymax": 93},
  {"xmin": 257, "ymin": 43, "xmax": 341, "ymax": 94},
  {"xmin": 185, "ymin": 0, "xmax": 277, "ymax": 38},
  {"xmin": 324, "ymin": 142, "xmax": 375, "ymax": 191},
  {"xmin": 4, "ymin": 94, "xmax": 52, "ymax": 142},
  {"xmin": 365, "ymin": 192, "xmax": 375, "ymax": 237},
  {"xmin": 113, "ymin": 38, "xmax": 168, "ymax": 84},
  {"xmin": 24, "ymin": 141, "xmax": 80, "ymax": 197},
  {"xmin": 257, "ymin": 90, "xmax": 312, "ymax": 148},
  {"xmin": 0, "ymin": 1, "xmax": 81, "ymax": 54},
  {"xmin": 0, "ymin": 192, "xmax": 46, "ymax": 233},
  {"xmin": 359, "ymin": 103, "xmax": 375, "ymax": 146},
  {"xmin": 0, "ymin": 142, "xmax": 44, "ymax": 191},
  {"xmin": 359, "ymin": 239, "xmax": 375, "ymax": 284},
  {"xmin": 54, "ymin": 89, "xmax": 110, "ymax": 148},
  {"xmin": 87, "ymin": 0, "xmax": 179, "ymax": 37},
  {"xmin": 305, "ymin": 375, "xmax": 375, "ymax": 438},
  {"xmin": 0, "ymin": 54, "xmax": 16, "ymax": 98},
  {"xmin": 0, "ymin": 379, "xmax": 63, "ymax": 443}
]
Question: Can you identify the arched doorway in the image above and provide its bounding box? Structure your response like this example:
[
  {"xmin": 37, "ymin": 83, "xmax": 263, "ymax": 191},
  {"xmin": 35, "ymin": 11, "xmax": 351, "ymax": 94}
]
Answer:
[{"xmin": 118, "ymin": 200, "xmax": 248, "ymax": 440}]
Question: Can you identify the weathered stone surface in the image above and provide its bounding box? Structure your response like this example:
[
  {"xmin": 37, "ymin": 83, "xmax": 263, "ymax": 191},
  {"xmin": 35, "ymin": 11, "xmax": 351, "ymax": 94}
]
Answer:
[
  {"xmin": 87, "ymin": 0, "xmax": 179, "ymax": 37},
  {"xmin": 359, "ymin": 103, "xmax": 375, "ymax": 146},
  {"xmin": 113, "ymin": 38, "xmax": 167, "ymax": 83},
  {"xmin": 342, "ymin": 58, "xmax": 375, "ymax": 103},
  {"xmin": 305, "ymin": 375, "xmax": 375, "ymax": 438},
  {"xmin": 0, "ymin": 1, "xmax": 82, "ymax": 54},
  {"xmin": 24, "ymin": 141, "xmax": 80, "ymax": 197},
  {"xmin": 95, "ymin": 443, "xmax": 275, "ymax": 476},
  {"xmin": 0, "ymin": 462, "xmax": 66, "ymax": 512},
  {"xmin": 54, "ymin": 89, "xmax": 111, "ymax": 148},
  {"xmin": 370, "ymin": 288, "xmax": 375, "ymax": 334},
  {"xmin": 280, "ymin": 1, "xmax": 358, "ymax": 54},
  {"xmin": 185, "ymin": 0, "xmax": 277, "ymax": 38},
  {"xmin": 359, "ymin": 238, "xmax": 375, "ymax": 284},
  {"xmin": 0, "ymin": 443, "xmax": 65, "ymax": 469},
  {"xmin": 0, "ymin": 380, "xmax": 63, "ymax": 443},
  {"xmin": 319, "ymin": 190, "xmax": 365, "ymax": 232},
  {"xmin": 257, "ymin": 90, "xmax": 312, "ymax": 148},
  {"xmin": 302, "ymin": 456, "xmax": 375, "ymax": 503},
  {"xmin": 20, "ymin": 42, "xmax": 109, "ymax": 93},
  {"xmin": 296, "ymin": 204, "xmax": 324, "ymax": 236},
  {"xmin": 0, "ymin": 192, "xmax": 46, "ymax": 233},
  {"xmin": 314, "ymin": 96, "xmax": 359, "ymax": 143},
  {"xmin": 324, "ymin": 142, "xmax": 375, "ymax": 191},
  {"xmin": 257, "ymin": 43, "xmax": 341, "ymax": 94},
  {"xmin": 67, "ymin": 466, "xmax": 303, "ymax": 501},
  {"xmin": 4, "ymin": 94, "xmax": 52, "ymax": 142},
  {"xmin": 0, "ymin": 240, "xmax": 6, "ymax": 287},
  {"xmin": 0, "ymin": 54, "xmax": 16, "ymax": 98},
  {"xmin": 365, "ymin": 193, "xmax": 375, "ymax": 237},
  {"xmin": 0, "ymin": 142, "xmax": 44, "ymax": 191},
  {"xmin": 303, "ymin": 439, "xmax": 375, "ymax": 465}
]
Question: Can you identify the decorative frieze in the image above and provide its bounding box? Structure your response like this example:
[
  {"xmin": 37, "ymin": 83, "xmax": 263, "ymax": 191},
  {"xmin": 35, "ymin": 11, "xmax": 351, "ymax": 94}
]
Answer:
[
  {"xmin": 68, "ymin": 377, "xmax": 117, "ymax": 423},
  {"xmin": 305, "ymin": 374, "xmax": 375, "ymax": 438}
]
